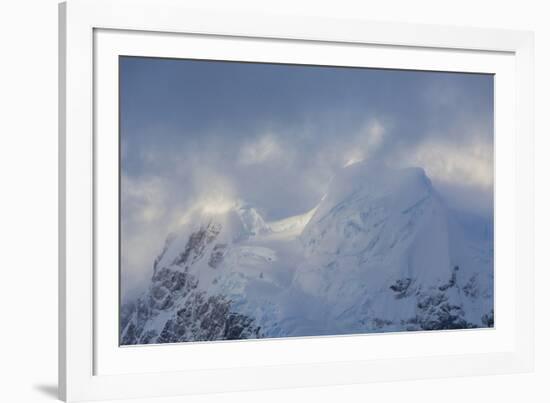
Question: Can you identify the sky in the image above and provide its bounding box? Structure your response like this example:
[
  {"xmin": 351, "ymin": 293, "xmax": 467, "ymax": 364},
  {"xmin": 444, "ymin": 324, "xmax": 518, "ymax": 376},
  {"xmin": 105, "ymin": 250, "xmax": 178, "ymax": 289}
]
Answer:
[{"xmin": 120, "ymin": 56, "xmax": 494, "ymax": 300}]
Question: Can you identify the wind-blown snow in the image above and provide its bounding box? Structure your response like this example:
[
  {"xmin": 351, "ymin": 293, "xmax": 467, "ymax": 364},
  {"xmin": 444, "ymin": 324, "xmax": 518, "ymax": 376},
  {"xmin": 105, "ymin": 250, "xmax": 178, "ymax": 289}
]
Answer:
[{"xmin": 121, "ymin": 161, "xmax": 494, "ymax": 345}]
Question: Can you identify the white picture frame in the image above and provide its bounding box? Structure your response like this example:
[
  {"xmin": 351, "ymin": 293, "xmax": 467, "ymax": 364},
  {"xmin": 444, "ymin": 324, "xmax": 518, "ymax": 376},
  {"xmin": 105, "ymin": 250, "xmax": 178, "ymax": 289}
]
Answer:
[{"xmin": 59, "ymin": 0, "xmax": 534, "ymax": 401}]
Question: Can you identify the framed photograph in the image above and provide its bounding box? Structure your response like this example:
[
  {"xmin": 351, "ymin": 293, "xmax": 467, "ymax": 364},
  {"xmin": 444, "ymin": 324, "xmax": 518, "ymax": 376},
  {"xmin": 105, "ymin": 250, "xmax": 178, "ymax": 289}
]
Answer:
[{"xmin": 59, "ymin": 0, "xmax": 534, "ymax": 401}]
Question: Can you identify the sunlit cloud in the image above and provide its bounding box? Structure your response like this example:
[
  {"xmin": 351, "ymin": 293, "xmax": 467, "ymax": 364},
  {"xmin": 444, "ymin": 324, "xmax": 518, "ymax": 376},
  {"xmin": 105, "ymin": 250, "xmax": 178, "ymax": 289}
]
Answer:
[
  {"xmin": 343, "ymin": 118, "xmax": 387, "ymax": 167},
  {"xmin": 405, "ymin": 138, "xmax": 493, "ymax": 190}
]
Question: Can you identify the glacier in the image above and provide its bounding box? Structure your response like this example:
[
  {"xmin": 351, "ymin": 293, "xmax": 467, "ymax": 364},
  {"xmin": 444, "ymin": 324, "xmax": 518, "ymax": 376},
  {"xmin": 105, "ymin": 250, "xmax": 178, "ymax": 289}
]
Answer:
[{"xmin": 120, "ymin": 161, "xmax": 494, "ymax": 345}]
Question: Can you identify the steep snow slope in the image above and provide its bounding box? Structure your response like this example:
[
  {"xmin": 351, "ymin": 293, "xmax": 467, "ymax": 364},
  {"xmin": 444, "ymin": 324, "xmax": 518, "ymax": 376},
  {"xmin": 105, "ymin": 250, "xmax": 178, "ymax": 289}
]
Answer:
[
  {"xmin": 121, "ymin": 161, "xmax": 493, "ymax": 345},
  {"xmin": 267, "ymin": 206, "xmax": 318, "ymax": 239},
  {"xmin": 292, "ymin": 161, "xmax": 493, "ymax": 333}
]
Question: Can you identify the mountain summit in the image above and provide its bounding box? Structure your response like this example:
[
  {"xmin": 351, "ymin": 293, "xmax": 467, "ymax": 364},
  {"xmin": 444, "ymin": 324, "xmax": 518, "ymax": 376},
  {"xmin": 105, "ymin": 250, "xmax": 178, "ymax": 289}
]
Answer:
[{"xmin": 121, "ymin": 162, "xmax": 494, "ymax": 344}]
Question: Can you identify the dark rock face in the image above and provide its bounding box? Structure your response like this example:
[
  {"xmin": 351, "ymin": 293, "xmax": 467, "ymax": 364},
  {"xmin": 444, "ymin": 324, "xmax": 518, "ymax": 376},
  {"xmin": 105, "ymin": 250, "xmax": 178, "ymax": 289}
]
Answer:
[
  {"xmin": 120, "ymin": 300, "xmax": 136, "ymax": 332},
  {"xmin": 208, "ymin": 244, "xmax": 227, "ymax": 269},
  {"xmin": 482, "ymin": 309, "xmax": 494, "ymax": 327},
  {"xmin": 120, "ymin": 296, "xmax": 156, "ymax": 345},
  {"xmin": 157, "ymin": 293, "xmax": 261, "ymax": 343},
  {"xmin": 121, "ymin": 265, "xmax": 261, "ymax": 345},
  {"xmin": 462, "ymin": 274, "xmax": 480, "ymax": 298},
  {"xmin": 120, "ymin": 222, "xmax": 261, "ymax": 345},
  {"xmin": 438, "ymin": 266, "xmax": 459, "ymax": 291},
  {"xmin": 172, "ymin": 223, "xmax": 221, "ymax": 267},
  {"xmin": 389, "ymin": 278, "xmax": 414, "ymax": 299},
  {"xmin": 415, "ymin": 293, "xmax": 473, "ymax": 330},
  {"xmin": 390, "ymin": 269, "xmax": 493, "ymax": 332}
]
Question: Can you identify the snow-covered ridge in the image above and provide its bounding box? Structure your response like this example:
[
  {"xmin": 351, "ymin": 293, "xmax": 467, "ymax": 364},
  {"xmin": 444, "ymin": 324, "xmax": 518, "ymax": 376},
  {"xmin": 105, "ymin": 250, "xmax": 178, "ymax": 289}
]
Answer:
[
  {"xmin": 121, "ymin": 161, "xmax": 494, "ymax": 345},
  {"xmin": 265, "ymin": 205, "xmax": 318, "ymax": 239}
]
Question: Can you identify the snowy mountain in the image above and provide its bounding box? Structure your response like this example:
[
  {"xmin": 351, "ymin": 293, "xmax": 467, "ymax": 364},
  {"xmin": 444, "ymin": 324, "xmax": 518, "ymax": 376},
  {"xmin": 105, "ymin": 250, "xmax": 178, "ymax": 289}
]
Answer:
[{"xmin": 121, "ymin": 161, "xmax": 493, "ymax": 345}]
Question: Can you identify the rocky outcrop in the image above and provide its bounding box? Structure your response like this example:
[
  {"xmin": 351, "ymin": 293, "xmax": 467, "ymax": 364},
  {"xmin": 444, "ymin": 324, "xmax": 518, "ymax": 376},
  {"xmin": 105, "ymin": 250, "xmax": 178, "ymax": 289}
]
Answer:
[{"xmin": 120, "ymin": 221, "xmax": 261, "ymax": 345}]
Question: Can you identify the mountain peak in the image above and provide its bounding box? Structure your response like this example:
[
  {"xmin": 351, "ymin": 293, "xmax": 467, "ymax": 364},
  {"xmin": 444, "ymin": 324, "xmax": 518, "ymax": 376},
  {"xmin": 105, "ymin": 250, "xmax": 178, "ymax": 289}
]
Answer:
[
  {"xmin": 333, "ymin": 160, "xmax": 432, "ymax": 197},
  {"xmin": 121, "ymin": 163, "xmax": 493, "ymax": 345},
  {"xmin": 306, "ymin": 162, "xmax": 434, "ymax": 234}
]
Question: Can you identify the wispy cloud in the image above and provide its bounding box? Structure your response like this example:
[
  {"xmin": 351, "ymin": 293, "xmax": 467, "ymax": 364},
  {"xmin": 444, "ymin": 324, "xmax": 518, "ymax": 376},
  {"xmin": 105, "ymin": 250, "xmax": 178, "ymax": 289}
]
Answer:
[
  {"xmin": 343, "ymin": 118, "xmax": 387, "ymax": 167},
  {"xmin": 238, "ymin": 134, "xmax": 285, "ymax": 166},
  {"xmin": 406, "ymin": 138, "xmax": 493, "ymax": 190}
]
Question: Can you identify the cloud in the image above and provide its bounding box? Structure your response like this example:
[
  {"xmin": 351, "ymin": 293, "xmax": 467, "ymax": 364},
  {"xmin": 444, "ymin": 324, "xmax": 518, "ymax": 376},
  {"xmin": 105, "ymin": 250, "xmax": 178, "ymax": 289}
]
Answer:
[
  {"xmin": 405, "ymin": 138, "xmax": 493, "ymax": 190},
  {"xmin": 119, "ymin": 58, "xmax": 494, "ymax": 300},
  {"xmin": 120, "ymin": 115, "xmax": 493, "ymax": 301},
  {"xmin": 120, "ymin": 174, "xmax": 173, "ymax": 299},
  {"xmin": 238, "ymin": 134, "xmax": 285, "ymax": 166},
  {"xmin": 343, "ymin": 118, "xmax": 386, "ymax": 167},
  {"xmin": 120, "ymin": 169, "xmax": 239, "ymax": 300}
]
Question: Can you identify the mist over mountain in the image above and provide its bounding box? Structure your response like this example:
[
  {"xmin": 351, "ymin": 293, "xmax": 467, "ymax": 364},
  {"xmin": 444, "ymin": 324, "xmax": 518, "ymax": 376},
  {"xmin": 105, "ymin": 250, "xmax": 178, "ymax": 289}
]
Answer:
[
  {"xmin": 121, "ymin": 161, "xmax": 493, "ymax": 345},
  {"xmin": 119, "ymin": 59, "xmax": 494, "ymax": 301}
]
